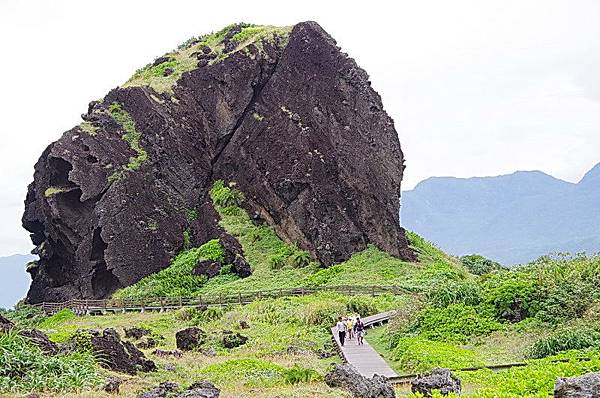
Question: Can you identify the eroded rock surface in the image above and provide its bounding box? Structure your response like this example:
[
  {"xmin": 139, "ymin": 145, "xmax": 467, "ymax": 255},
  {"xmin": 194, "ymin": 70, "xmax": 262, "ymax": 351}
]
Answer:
[
  {"xmin": 555, "ymin": 372, "xmax": 600, "ymax": 398},
  {"xmin": 176, "ymin": 327, "xmax": 205, "ymax": 351},
  {"xmin": 23, "ymin": 21, "xmax": 412, "ymax": 303},
  {"xmin": 325, "ymin": 363, "xmax": 395, "ymax": 398},
  {"xmin": 88, "ymin": 328, "xmax": 156, "ymax": 374},
  {"xmin": 411, "ymin": 368, "xmax": 461, "ymax": 398}
]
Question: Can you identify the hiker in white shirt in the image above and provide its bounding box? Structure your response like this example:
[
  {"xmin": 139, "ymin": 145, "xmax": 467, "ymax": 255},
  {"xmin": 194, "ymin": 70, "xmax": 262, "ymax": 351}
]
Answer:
[{"xmin": 336, "ymin": 316, "xmax": 347, "ymax": 346}]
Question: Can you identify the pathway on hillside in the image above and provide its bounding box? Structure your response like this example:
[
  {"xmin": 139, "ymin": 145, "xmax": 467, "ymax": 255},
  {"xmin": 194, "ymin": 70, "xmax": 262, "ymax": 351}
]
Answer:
[{"xmin": 330, "ymin": 311, "xmax": 398, "ymax": 378}]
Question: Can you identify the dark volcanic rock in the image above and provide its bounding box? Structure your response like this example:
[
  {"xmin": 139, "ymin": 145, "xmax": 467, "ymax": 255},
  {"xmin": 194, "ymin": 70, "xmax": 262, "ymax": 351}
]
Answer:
[
  {"xmin": 177, "ymin": 380, "xmax": 220, "ymax": 398},
  {"xmin": 90, "ymin": 328, "xmax": 156, "ymax": 374},
  {"xmin": 221, "ymin": 331, "xmax": 248, "ymax": 348},
  {"xmin": 555, "ymin": 371, "xmax": 600, "ymax": 397},
  {"xmin": 103, "ymin": 377, "xmax": 122, "ymax": 394},
  {"xmin": 23, "ymin": 21, "xmax": 413, "ymax": 302},
  {"xmin": 176, "ymin": 327, "xmax": 205, "ymax": 351},
  {"xmin": 152, "ymin": 348, "xmax": 182, "ymax": 358},
  {"xmin": 137, "ymin": 337, "xmax": 158, "ymax": 349},
  {"xmin": 0, "ymin": 314, "xmax": 14, "ymax": 333},
  {"xmin": 124, "ymin": 326, "xmax": 150, "ymax": 339},
  {"xmin": 18, "ymin": 329, "xmax": 59, "ymax": 355},
  {"xmin": 411, "ymin": 368, "xmax": 461, "ymax": 398},
  {"xmin": 325, "ymin": 363, "xmax": 395, "ymax": 398},
  {"xmin": 138, "ymin": 381, "xmax": 180, "ymax": 398},
  {"xmin": 193, "ymin": 260, "xmax": 222, "ymax": 277}
]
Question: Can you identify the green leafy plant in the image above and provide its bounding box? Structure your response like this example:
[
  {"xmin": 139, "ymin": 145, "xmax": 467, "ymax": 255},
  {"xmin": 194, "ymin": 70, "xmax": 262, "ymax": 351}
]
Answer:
[
  {"xmin": 529, "ymin": 326, "xmax": 600, "ymax": 359},
  {"xmin": 108, "ymin": 102, "xmax": 147, "ymax": 175},
  {"xmin": 210, "ymin": 180, "xmax": 245, "ymax": 208},
  {"xmin": 460, "ymin": 254, "xmax": 503, "ymax": 275}
]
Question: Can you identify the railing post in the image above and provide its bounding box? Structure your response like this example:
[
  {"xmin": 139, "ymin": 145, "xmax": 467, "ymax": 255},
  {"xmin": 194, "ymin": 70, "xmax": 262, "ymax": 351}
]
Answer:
[
  {"xmin": 371, "ymin": 286, "xmax": 376, "ymax": 297},
  {"xmin": 179, "ymin": 297, "xmax": 182, "ymax": 308},
  {"xmin": 238, "ymin": 292, "xmax": 242, "ymax": 305}
]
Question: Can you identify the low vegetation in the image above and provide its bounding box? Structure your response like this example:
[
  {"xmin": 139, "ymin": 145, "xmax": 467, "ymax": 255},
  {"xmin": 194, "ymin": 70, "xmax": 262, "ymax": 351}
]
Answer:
[
  {"xmin": 123, "ymin": 24, "xmax": 291, "ymax": 94},
  {"xmin": 107, "ymin": 102, "xmax": 147, "ymax": 182}
]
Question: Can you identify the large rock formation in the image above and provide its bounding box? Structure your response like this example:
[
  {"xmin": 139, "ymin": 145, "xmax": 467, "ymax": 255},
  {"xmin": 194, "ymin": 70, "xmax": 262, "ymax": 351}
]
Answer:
[{"xmin": 23, "ymin": 21, "xmax": 412, "ymax": 303}]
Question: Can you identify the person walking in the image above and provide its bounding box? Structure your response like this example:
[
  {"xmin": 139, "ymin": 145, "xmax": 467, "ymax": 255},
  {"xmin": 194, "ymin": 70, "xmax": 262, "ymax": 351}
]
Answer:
[
  {"xmin": 336, "ymin": 317, "xmax": 347, "ymax": 346},
  {"xmin": 346, "ymin": 317, "xmax": 354, "ymax": 340},
  {"xmin": 355, "ymin": 317, "xmax": 365, "ymax": 345}
]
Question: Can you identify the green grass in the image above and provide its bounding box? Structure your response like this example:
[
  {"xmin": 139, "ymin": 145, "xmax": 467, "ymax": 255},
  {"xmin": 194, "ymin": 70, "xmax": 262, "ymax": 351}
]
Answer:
[
  {"xmin": 123, "ymin": 24, "xmax": 292, "ymax": 94},
  {"xmin": 108, "ymin": 102, "xmax": 147, "ymax": 179},
  {"xmin": 79, "ymin": 121, "xmax": 98, "ymax": 135},
  {"xmin": 0, "ymin": 333, "xmax": 101, "ymax": 394},
  {"xmin": 44, "ymin": 186, "xmax": 67, "ymax": 197}
]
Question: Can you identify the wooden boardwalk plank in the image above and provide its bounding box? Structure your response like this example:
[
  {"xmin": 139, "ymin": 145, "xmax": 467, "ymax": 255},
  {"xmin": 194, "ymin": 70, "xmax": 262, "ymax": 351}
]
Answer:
[{"xmin": 331, "ymin": 311, "xmax": 398, "ymax": 378}]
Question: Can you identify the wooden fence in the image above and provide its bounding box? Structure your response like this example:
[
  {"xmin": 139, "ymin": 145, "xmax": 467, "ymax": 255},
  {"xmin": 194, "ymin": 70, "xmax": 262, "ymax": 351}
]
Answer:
[{"xmin": 32, "ymin": 285, "xmax": 413, "ymax": 315}]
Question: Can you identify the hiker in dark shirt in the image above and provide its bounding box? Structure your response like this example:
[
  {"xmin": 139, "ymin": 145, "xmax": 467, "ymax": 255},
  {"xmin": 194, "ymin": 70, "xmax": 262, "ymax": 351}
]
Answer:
[{"xmin": 354, "ymin": 317, "xmax": 365, "ymax": 345}]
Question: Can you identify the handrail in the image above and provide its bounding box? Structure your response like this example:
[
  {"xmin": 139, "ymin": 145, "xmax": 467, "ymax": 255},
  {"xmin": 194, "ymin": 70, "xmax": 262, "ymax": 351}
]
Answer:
[{"xmin": 32, "ymin": 284, "xmax": 415, "ymax": 315}]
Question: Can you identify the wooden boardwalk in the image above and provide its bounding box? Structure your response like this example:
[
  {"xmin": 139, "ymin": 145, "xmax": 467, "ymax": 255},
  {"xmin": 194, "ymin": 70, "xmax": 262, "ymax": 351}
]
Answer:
[{"xmin": 331, "ymin": 311, "xmax": 398, "ymax": 378}]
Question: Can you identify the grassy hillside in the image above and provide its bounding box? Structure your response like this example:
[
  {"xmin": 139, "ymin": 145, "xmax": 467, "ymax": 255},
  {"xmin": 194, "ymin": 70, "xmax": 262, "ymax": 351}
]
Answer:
[{"xmin": 3, "ymin": 181, "xmax": 600, "ymax": 397}]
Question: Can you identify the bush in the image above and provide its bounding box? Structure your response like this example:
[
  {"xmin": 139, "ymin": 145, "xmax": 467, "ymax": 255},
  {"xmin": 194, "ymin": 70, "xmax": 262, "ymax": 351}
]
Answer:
[
  {"xmin": 0, "ymin": 333, "xmax": 101, "ymax": 393},
  {"xmin": 391, "ymin": 336, "xmax": 484, "ymax": 372},
  {"xmin": 428, "ymin": 279, "xmax": 482, "ymax": 308},
  {"xmin": 210, "ymin": 180, "xmax": 244, "ymax": 208},
  {"xmin": 460, "ymin": 254, "xmax": 503, "ymax": 275},
  {"xmin": 482, "ymin": 271, "xmax": 539, "ymax": 322},
  {"xmin": 529, "ymin": 326, "xmax": 600, "ymax": 359},
  {"xmin": 411, "ymin": 304, "xmax": 502, "ymax": 343},
  {"xmin": 283, "ymin": 365, "xmax": 321, "ymax": 384},
  {"xmin": 0, "ymin": 306, "xmax": 45, "ymax": 329},
  {"xmin": 291, "ymin": 250, "xmax": 311, "ymax": 268}
]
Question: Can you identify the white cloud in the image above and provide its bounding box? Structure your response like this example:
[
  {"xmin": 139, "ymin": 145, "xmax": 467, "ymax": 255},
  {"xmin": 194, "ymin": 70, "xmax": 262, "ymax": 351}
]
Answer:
[{"xmin": 1, "ymin": 0, "xmax": 599, "ymax": 255}]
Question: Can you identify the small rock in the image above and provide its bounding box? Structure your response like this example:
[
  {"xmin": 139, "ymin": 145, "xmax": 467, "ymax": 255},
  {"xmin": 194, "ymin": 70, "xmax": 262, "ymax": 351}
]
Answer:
[
  {"xmin": 152, "ymin": 349, "xmax": 183, "ymax": 358},
  {"xmin": 152, "ymin": 56, "xmax": 173, "ymax": 67},
  {"xmin": 222, "ymin": 331, "xmax": 248, "ymax": 349},
  {"xmin": 0, "ymin": 314, "xmax": 14, "ymax": 333},
  {"xmin": 25, "ymin": 394, "xmax": 40, "ymax": 398},
  {"xmin": 325, "ymin": 364, "xmax": 395, "ymax": 398},
  {"xmin": 193, "ymin": 260, "xmax": 222, "ymax": 277},
  {"xmin": 165, "ymin": 363, "xmax": 176, "ymax": 372},
  {"xmin": 411, "ymin": 368, "xmax": 461, "ymax": 398},
  {"xmin": 197, "ymin": 59, "xmax": 209, "ymax": 68},
  {"xmin": 176, "ymin": 327, "xmax": 205, "ymax": 351},
  {"xmin": 103, "ymin": 377, "xmax": 122, "ymax": 394},
  {"xmin": 138, "ymin": 381, "xmax": 180, "ymax": 398},
  {"xmin": 137, "ymin": 337, "xmax": 158, "ymax": 349},
  {"xmin": 555, "ymin": 371, "xmax": 600, "ymax": 397},
  {"xmin": 163, "ymin": 68, "xmax": 174, "ymax": 77},
  {"xmin": 18, "ymin": 329, "xmax": 59, "ymax": 355},
  {"xmin": 176, "ymin": 380, "xmax": 220, "ymax": 398},
  {"xmin": 200, "ymin": 45, "xmax": 212, "ymax": 54},
  {"xmin": 239, "ymin": 320, "xmax": 250, "ymax": 329},
  {"xmin": 125, "ymin": 327, "xmax": 150, "ymax": 340},
  {"xmin": 232, "ymin": 255, "xmax": 252, "ymax": 278},
  {"xmin": 201, "ymin": 347, "xmax": 217, "ymax": 357}
]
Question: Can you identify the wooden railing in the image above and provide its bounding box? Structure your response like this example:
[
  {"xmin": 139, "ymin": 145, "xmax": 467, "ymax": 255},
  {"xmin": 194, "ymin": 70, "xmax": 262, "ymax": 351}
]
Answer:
[{"xmin": 32, "ymin": 285, "xmax": 413, "ymax": 315}]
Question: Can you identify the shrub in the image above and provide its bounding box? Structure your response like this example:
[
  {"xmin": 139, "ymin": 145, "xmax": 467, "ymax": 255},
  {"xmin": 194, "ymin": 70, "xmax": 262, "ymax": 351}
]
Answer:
[
  {"xmin": 460, "ymin": 254, "xmax": 503, "ymax": 275},
  {"xmin": 269, "ymin": 254, "xmax": 286, "ymax": 270},
  {"xmin": 283, "ymin": 365, "xmax": 321, "ymax": 384},
  {"xmin": 0, "ymin": 333, "xmax": 101, "ymax": 393},
  {"xmin": 346, "ymin": 295, "xmax": 380, "ymax": 317},
  {"xmin": 427, "ymin": 279, "xmax": 482, "ymax": 308},
  {"xmin": 210, "ymin": 180, "xmax": 244, "ymax": 208},
  {"xmin": 291, "ymin": 250, "xmax": 311, "ymax": 268},
  {"xmin": 482, "ymin": 271, "xmax": 539, "ymax": 322},
  {"xmin": 391, "ymin": 336, "xmax": 484, "ymax": 372},
  {"xmin": 529, "ymin": 326, "xmax": 600, "ymax": 359},
  {"xmin": 411, "ymin": 304, "xmax": 502, "ymax": 343}
]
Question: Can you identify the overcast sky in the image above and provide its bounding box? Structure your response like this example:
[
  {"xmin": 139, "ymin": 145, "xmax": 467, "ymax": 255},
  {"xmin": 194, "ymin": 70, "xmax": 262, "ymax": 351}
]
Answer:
[{"xmin": 1, "ymin": 0, "xmax": 599, "ymax": 257}]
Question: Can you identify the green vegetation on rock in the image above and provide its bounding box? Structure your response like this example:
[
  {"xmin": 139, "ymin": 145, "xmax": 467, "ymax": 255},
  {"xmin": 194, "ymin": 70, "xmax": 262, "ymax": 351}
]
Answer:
[{"xmin": 108, "ymin": 102, "xmax": 147, "ymax": 182}]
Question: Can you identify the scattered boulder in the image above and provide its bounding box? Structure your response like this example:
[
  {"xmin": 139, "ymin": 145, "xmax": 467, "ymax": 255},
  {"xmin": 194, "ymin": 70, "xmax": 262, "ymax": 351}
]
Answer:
[
  {"xmin": 0, "ymin": 314, "xmax": 14, "ymax": 333},
  {"xmin": 317, "ymin": 348, "xmax": 337, "ymax": 359},
  {"xmin": 152, "ymin": 56, "xmax": 173, "ymax": 66},
  {"xmin": 177, "ymin": 380, "xmax": 220, "ymax": 398},
  {"xmin": 103, "ymin": 377, "xmax": 122, "ymax": 394},
  {"xmin": 137, "ymin": 337, "xmax": 158, "ymax": 349},
  {"xmin": 555, "ymin": 371, "xmax": 600, "ymax": 397},
  {"xmin": 287, "ymin": 345, "xmax": 311, "ymax": 356},
  {"xmin": 176, "ymin": 327, "xmax": 205, "ymax": 351},
  {"xmin": 411, "ymin": 368, "xmax": 461, "ymax": 398},
  {"xmin": 124, "ymin": 340, "xmax": 157, "ymax": 372},
  {"xmin": 18, "ymin": 329, "xmax": 58, "ymax": 355},
  {"xmin": 239, "ymin": 320, "xmax": 250, "ymax": 329},
  {"xmin": 165, "ymin": 363, "xmax": 176, "ymax": 372},
  {"xmin": 125, "ymin": 327, "xmax": 150, "ymax": 340},
  {"xmin": 201, "ymin": 347, "xmax": 217, "ymax": 357},
  {"xmin": 325, "ymin": 363, "xmax": 395, "ymax": 398},
  {"xmin": 193, "ymin": 260, "xmax": 223, "ymax": 278},
  {"xmin": 137, "ymin": 381, "xmax": 180, "ymax": 398},
  {"xmin": 163, "ymin": 68, "xmax": 174, "ymax": 77},
  {"xmin": 232, "ymin": 255, "xmax": 252, "ymax": 278},
  {"xmin": 222, "ymin": 331, "xmax": 248, "ymax": 349},
  {"xmin": 152, "ymin": 349, "xmax": 183, "ymax": 358},
  {"xmin": 90, "ymin": 328, "xmax": 156, "ymax": 374}
]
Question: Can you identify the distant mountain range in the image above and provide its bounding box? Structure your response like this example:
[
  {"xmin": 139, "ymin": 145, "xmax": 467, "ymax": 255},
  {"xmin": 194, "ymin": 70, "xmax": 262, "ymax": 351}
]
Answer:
[
  {"xmin": 0, "ymin": 254, "xmax": 33, "ymax": 308},
  {"xmin": 401, "ymin": 163, "xmax": 600, "ymax": 265}
]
